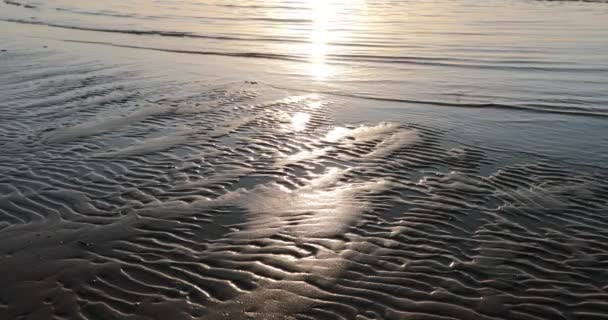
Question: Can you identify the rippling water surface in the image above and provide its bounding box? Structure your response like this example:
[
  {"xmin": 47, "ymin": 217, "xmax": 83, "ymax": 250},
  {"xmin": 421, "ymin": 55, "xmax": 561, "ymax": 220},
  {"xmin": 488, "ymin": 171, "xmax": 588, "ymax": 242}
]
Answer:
[
  {"xmin": 1, "ymin": 0, "xmax": 608, "ymax": 319},
  {"xmin": 3, "ymin": 0, "xmax": 608, "ymax": 114}
]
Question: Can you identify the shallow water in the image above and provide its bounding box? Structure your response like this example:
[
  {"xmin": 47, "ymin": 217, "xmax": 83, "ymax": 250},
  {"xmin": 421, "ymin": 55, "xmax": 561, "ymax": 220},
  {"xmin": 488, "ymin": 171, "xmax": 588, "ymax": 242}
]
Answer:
[
  {"xmin": 1, "ymin": 0, "xmax": 608, "ymax": 319},
  {"xmin": 2, "ymin": 0, "xmax": 608, "ymax": 115}
]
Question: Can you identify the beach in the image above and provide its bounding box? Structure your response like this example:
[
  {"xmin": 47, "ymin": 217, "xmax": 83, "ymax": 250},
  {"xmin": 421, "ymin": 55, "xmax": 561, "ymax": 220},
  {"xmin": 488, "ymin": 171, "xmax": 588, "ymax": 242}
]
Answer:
[{"xmin": 1, "ymin": 0, "xmax": 608, "ymax": 319}]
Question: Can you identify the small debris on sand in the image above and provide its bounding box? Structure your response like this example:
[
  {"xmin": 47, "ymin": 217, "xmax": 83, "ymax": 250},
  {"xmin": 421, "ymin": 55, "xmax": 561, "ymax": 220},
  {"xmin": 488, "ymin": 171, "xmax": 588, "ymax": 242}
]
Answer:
[{"xmin": 77, "ymin": 240, "xmax": 92, "ymax": 247}]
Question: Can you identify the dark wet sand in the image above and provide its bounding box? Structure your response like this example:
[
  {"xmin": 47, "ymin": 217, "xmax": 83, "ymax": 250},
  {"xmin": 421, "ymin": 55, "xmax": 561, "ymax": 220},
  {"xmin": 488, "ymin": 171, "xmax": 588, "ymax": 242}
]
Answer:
[{"xmin": 0, "ymin": 39, "xmax": 607, "ymax": 320}]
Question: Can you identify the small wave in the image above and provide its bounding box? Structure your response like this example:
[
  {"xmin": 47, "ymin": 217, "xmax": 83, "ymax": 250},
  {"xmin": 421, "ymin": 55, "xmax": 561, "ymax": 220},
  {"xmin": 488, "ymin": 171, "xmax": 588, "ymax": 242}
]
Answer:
[
  {"xmin": 326, "ymin": 53, "xmax": 608, "ymax": 73},
  {"xmin": 3, "ymin": 0, "xmax": 34, "ymax": 7},
  {"xmin": 52, "ymin": 7, "xmax": 312, "ymax": 23},
  {"xmin": 1, "ymin": 18, "xmax": 418, "ymax": 49},
  {"xmin": 324, "ymin": 122, "xmax": 401, "ymax": 142},
  {"xmin": 2, "ymin": 19, "xmax": 311, "ymax": 44},
  {"xmin": 215, "ymin": 3, "xmax": 309, "ymax": 10},
  {"xmin": 58, "ymin": 39, "xmax": 305, "ymax": 62},
  {"xmin": 28, "ymin": 36, "xmax": 608, "ymax": 119},
  {"xmin": 54, "ymin": 7, "xmax": 140, "ymax": 19},
  {"xmin": 11, "ymin": 19, "xmax": 608, "ymax": 72},
  {"xmin": 265, "ymin": 84, "xmax": 608, "ymax": 119},
  {"xmin": 53, "ymin": 37, "xmax": 608, "ymax": 79},
  {"xmin": 9, "ymin": 20, "xmax": 607, "ymax": 75}
]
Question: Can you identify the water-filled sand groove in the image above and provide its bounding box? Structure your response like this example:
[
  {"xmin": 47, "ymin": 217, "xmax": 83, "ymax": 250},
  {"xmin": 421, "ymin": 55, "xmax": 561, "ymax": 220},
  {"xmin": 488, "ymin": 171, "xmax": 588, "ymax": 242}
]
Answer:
[{"xmin": 1, "ymin": 47, "xmax": 608, "ymax": 320}]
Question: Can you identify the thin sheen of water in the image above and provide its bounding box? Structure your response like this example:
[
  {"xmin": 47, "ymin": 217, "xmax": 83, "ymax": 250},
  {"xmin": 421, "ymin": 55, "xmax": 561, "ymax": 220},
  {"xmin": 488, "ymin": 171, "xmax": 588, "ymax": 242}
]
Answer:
[{"xmin": 2, "ymin": 0, "xmax": 608, "ymax": 115}]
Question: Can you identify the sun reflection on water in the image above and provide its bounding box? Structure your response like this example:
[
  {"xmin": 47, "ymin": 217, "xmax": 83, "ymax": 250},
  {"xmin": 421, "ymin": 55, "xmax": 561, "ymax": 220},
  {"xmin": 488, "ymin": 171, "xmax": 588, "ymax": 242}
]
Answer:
[{"xmin": 309, "ymin": 0, "xmax": 334, "ymax": 80}]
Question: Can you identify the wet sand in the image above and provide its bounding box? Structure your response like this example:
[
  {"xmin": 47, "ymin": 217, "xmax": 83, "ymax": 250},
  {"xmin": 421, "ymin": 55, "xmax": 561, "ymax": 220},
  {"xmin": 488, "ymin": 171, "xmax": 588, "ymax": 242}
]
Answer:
[
  {"xmin": 1, "ymin": 0, "xmax": 608, "ymax": 318},
  {"xmin": 1, "ymin": 41, "xmax": 607, "ymax": 319}
]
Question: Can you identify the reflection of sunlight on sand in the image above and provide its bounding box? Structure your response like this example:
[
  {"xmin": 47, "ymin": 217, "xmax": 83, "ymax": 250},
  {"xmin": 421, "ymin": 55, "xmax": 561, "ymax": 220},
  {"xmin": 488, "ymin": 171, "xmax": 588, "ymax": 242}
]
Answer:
[
  {"xmin": 275, "ymin": 147, "xmax": 331, "ymax": 166},
  {"xmin": 277, "ymin": 111, "xmax": 310, "ymax": 132},
  {"xmin": 202, "ymin": 167, "xmax": 392, "ymax": 317},
  {"xmin": 324, "ymin": 126, "xmax": 352, "ymax": 142},
  {"xmin": 307, "ymin": 100, "xmax": 323, "ymax": 109},
  {"xmin": 273, "ymin": 94, "xmax": 320, "ymax": 133},
  {"xmin": 226, "ymin": 167, "xmax": 390, "ymax": 238},
  {"xmin": 365, "ymin": 130, "xmax": 419, "ymax": 158},
  {"xmin": 324, "ymin": 122, "xmax": 401, "ymax": 142},
  {"xmin": 290, "ymin": 112, "xmax": 310, "ymax": 131},
  {"xmin": 200, "ymin": 116, "xmax": 421, "ymax": 317},
  {"xmin": 279, "ymin": 94, "xmax": 317, "ymax": 104}
]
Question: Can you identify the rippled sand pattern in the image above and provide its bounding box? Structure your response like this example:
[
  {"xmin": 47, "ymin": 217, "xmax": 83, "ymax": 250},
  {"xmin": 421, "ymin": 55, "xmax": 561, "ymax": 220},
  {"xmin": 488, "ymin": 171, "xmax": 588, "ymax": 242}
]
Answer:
[{"xmin": 1, "ymin": 48, "xmax": 608, "ymax": 320}]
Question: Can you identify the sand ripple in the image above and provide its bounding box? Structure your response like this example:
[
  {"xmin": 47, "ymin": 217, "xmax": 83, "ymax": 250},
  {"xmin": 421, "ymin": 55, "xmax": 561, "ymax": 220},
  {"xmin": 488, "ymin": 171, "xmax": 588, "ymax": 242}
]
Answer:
[{"xmin": 0, "ymin": 47, "xmax": 607, "ymax": 320}]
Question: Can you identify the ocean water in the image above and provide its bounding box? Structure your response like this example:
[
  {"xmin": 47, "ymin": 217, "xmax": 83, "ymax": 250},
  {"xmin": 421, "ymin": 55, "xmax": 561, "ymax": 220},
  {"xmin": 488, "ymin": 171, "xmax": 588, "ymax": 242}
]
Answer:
[
  {"xmin": 2, "ymin": 0, "xmax": 608, "ymax": 113},
  {"xmin": 1, "ymin": 0, "xmax": 608, "ymax": 319}
]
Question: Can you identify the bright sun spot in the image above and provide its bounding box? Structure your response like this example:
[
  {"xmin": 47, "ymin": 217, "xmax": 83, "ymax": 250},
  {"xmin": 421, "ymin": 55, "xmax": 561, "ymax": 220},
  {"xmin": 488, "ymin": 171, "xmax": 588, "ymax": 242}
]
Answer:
[
  {"xmin": 310, "ymin": 0, "xmax": 335, "ymax": 80},
  {"xmin": 325, "ymin": 127, "xmax": 351, "ymax": 142},
  {"xmin": 291, "ymin": 112, "xmax": 310, "ymax": 131}
]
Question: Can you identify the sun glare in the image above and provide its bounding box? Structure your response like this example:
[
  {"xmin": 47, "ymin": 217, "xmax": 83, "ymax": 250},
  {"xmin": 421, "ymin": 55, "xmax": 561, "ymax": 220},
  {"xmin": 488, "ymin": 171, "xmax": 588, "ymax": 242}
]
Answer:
[
  {"xmin": 291, "ymin": 112, "xmax": 311, "ymax": 131},
  {"xmin": 309, "ymin": 0, "xmax": 335, "ymax": 81}
]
